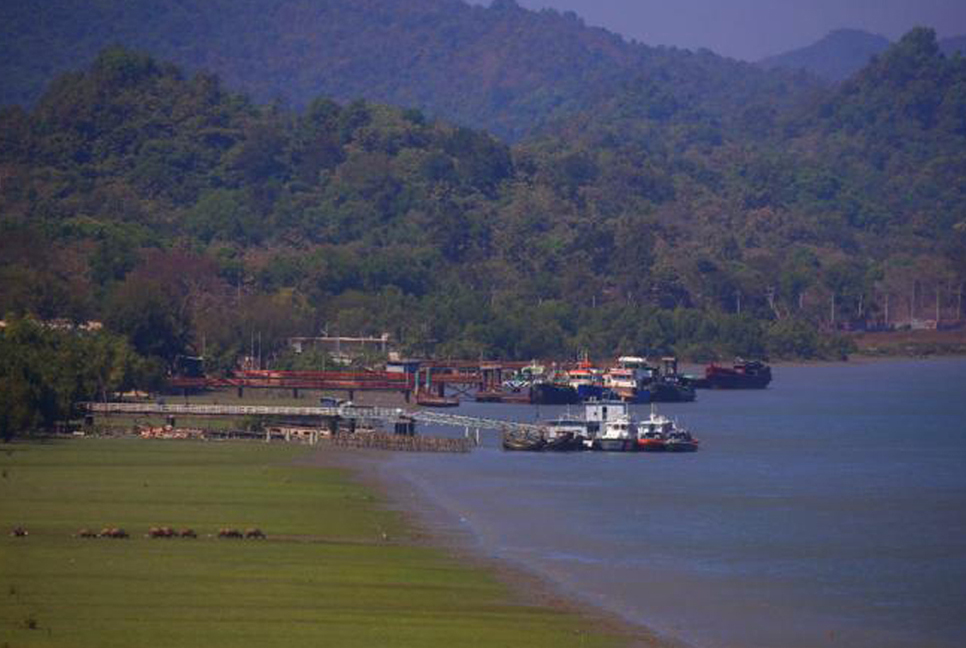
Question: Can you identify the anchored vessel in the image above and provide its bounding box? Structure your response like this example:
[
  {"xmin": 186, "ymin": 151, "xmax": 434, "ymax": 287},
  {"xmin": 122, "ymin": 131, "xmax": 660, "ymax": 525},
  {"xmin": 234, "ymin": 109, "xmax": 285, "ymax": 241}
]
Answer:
[
  {"xmin": 636, "ymin": 403, "xmax": 698, "ymax": 451},
  {"xmin": 703, "ymin": 359, "xmax": 772, "ymax": 389}
]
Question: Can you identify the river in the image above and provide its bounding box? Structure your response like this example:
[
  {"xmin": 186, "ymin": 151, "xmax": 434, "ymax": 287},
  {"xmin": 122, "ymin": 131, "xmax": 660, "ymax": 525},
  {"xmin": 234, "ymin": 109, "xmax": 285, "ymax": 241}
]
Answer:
[{"xmin": 380, "ymin": 358, "xmax": 966, "ymax": 648}]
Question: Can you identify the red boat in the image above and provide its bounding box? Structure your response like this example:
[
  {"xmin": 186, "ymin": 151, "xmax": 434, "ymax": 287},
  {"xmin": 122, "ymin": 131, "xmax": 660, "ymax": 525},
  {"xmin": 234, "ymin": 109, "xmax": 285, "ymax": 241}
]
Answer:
[{"xmin": 703, "ymin": 359, "xmax": 772, "ymax": 389}]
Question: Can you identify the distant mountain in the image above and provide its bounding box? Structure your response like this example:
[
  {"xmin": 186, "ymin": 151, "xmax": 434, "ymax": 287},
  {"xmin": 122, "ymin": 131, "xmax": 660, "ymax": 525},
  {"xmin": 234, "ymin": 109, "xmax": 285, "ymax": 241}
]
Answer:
[
  {"xmin": 941, "ymin": 35, "xmax": 966, "ymax": 55},
  {"xmin": 759, "ymin": 29, "xmax": 891, "ymax": 82},
  {"xmin": 0, "ymin": 0, "xmax": 818, "ymax": 141}
]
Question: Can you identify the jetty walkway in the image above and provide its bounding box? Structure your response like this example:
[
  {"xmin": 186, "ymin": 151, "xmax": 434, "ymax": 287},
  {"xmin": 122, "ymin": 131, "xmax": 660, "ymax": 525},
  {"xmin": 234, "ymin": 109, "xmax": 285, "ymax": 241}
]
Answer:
[{"xmin": 82, "ymin": 402, "xmax": 542, "ymax": 438}]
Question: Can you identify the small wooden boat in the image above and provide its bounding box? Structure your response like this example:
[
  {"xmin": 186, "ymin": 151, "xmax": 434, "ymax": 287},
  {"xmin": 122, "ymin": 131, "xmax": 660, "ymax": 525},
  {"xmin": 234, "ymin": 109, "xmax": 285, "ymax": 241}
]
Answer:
[{"xmin": 501, "ymin": 430, "xmax": 546, "ymax": 451}]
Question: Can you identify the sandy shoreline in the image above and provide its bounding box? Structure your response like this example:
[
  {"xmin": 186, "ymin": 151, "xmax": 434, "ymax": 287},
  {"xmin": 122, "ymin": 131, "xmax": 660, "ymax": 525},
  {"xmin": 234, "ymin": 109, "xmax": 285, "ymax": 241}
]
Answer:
[{"xmin": 299, "ymin": 445, "xmax": 686, "ymax": 648}]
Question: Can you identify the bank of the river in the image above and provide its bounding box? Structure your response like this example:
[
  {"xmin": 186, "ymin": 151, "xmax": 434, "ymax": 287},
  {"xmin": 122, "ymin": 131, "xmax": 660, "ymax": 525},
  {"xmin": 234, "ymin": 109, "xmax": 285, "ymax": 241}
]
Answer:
[{"xmin": 0, "ymin": 438, "xmax": 651, "ymax": 648}]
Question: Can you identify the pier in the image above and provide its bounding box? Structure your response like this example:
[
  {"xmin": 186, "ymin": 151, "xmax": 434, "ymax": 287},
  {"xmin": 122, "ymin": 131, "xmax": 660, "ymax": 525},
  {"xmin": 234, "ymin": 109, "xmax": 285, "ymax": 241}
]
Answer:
[{"xmin": 81, "ymin": 401, "xmax": 542, "ymax": 447}]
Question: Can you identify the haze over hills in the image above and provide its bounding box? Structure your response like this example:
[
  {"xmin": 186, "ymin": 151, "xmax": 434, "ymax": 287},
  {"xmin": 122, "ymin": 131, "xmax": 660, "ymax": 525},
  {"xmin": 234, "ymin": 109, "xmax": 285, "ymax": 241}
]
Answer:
[
  {"xmin": 0, "ymin": 0, "xmax": 821, "ymax": 141},
  {"xmin": 760, "ymin": 27, "xmax": 966, "ymax": 82}
]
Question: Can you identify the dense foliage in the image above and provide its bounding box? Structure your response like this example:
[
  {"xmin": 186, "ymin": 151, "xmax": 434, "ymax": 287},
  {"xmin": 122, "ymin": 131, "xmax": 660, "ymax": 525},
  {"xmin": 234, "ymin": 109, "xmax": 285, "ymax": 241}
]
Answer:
[
  {"xmin": 0, "ymin": 318, "xmax": 162, "ymax": 439},
  {"xmin": 1, "ymin": 29, "xmax": 963, "ymax": 375}
]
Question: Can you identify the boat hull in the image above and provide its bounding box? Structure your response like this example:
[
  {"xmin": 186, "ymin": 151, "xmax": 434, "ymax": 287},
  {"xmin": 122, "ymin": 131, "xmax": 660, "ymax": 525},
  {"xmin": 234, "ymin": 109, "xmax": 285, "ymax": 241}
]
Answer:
[
  {"xmin": 594, "ymin": 438, "xmax": 637, "ymax": 452},
  {"xmin": 645, "ymin": 382, "xmax": 696, "ymax": 403},
  {"xmin": 704, "ymin": 361, "xmax": 772, "ymax": 389},
  {"xmin": 665, "ymin": 441, "xmax": 699, "ymax": 452},
  {"xmin": 531, "ymin": 383, "xmax": 579, "ymax": 405}
]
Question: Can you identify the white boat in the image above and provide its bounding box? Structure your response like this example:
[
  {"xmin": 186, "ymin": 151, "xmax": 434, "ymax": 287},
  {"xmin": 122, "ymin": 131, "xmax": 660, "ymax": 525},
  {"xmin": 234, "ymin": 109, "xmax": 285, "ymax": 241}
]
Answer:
[
  {"xmin": 594, "ymin": 414, "xmax": 637, "ymax": 452},
  {"xmin": 637, "ymin": 404, "xmax": 699, "ymax": 452}
]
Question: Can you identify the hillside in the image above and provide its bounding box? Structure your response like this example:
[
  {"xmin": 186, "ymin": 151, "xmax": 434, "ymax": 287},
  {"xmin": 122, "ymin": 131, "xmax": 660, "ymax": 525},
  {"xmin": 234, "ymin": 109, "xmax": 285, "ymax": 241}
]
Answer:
[
  {"xmin": 0, "ymin": 0, "xmax": 820, "ymax": 141},
  {"xmin": 761, "ymin": 29, "xmax": 966, "ymax": 83},
  {"xmin": 759, "ymin": 29, "xmax": 892, "ymax": 81},
  {"xmin": 2, "ymin": 33, "xmax": 963, "ymax": 369}
]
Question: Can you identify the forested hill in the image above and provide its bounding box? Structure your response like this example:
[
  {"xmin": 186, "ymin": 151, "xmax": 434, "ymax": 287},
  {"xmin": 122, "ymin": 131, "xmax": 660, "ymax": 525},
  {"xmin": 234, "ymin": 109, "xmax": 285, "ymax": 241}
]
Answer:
[
  {"xmin": 2, "ymin": 33, "xmax": 964, "ymax": 369},
  {"xmin": 760, "ymin": 28, "xmax": 966, "ymax": 82},
  {"xmin": 0, "ymin": 0, "xmax": 819, "ymax": 141},
  {"xmin": 758, "ymin": 29, "xmax": 891, "ymax": 82}
]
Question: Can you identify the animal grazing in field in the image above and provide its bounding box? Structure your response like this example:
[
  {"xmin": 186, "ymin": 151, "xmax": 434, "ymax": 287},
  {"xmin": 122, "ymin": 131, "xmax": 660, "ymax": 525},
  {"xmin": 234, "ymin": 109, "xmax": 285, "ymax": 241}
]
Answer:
[
  {"xmin": 244, "ymin": 528, "xmax": 266, "ymax": 539},
  {"xmin": 10, "ymin": 526, "xmax": 28, "ymax": 537},
  {"xmin": 147, "ymin": 526, "xmax": 176, "ymax": 538},
  {"xmin": 76, "ymin": 528, "xmax": 98, "ymax": 538},
  {"xmin": 99, "ymin": 527, "xmax": 129, "ymax": 539},
  {"xmin": 218, "ymin": 528, "xmax": 243, "ymax": 538},
  {"xmin": 179, "ymin": 528, "xmax": 197, "ymax": 538}
]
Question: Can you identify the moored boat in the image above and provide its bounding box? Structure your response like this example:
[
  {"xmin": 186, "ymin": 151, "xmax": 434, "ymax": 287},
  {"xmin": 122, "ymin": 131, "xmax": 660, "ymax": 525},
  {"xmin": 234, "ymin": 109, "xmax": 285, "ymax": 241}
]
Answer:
[
  {"xmin": 543, "ymin": 415, "xmax": 590, "ymax": 451},
  {"xmin": 665, "ymin": 429, "xmax": 700, "ymax": 452},
  {"xmin": 416, "ymin": 394, "xmax": 460, "ymax": 407},
  {"xmin": 637, "ymin": 403, "xmax": 698, "ymax": 451},
  {"xmin": 637, "ymin": 428, "xmax": 667, "ymax": 451},
  {"xmin": 531, "ymin": 380, "xmax": 579, "ymax": 405},
  {"xmin": 593, "ymin": 415, "xmax": 637, "ymax": 452},
  {"xmin": 501, "ymin": 429, "xmax": 546, "ymax": 451},
  {"xmin": 704, "ymin": 359, "xmax": 772, "ymax": 389}
]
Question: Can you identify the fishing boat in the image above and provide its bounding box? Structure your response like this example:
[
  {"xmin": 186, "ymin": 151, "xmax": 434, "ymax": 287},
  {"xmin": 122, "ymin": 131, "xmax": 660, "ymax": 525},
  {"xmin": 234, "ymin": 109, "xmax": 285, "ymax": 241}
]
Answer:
[
  {"xmin": 637, "ymin": 404, "xmax": 699, "ymax": 452},
  {"xmin": 531, "ymin": 380, "xmax": 579, "ymax": 405},
  {"xmin": 644, "ymin": 378, "xmax": 696, "ymax": 403},
  {"xmin": 704, "ymin": 359, "xmax": 772, "ymax": 389},
  {"xmin": 642, "ymin": 357, "xmax": 696, "ymax": 402},
  {"xmin": 593, "ymin": 414, "xmax": 638, "ymax": 452},
  {"xmin": 637, "ymin": 427, "xmax": 666, "ymax": 451},
  {"xmin": 603, "ymin": 357, "xmax": 653, "ymax": 403},
  {"xmin": 542, "ymin": 415, "xmax": 590, "ymax": 451},
  {"xmin": 665, "ymin": 429, "xmax": 700, "ymax": 452},
  {"xmin": 568, "ymin": 354, "xmax": 609, "ymax": 401},
  {"xmin": 501, "ymin": 429, "xmax": 546, "ymax": 451}
]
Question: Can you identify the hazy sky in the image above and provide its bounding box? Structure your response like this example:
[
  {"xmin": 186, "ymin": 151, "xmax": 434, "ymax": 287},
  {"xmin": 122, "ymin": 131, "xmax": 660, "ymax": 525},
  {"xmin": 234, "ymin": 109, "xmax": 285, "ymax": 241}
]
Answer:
[{"xmin": 503, "ymin": 0, "xmax": 966, "ymax": 60}]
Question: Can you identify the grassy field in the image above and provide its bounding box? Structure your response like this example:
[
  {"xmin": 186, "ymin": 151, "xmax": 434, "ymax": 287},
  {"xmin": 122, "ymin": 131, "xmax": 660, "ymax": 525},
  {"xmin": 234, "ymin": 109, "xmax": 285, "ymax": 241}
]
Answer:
[{"xmin": 0, "ymin": 439, "xmax": 626, "ymax": 647}]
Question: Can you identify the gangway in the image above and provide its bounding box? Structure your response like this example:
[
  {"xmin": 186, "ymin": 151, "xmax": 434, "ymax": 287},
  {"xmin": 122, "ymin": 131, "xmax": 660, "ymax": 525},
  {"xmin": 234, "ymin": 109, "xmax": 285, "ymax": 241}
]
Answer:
[{"xmin": 409, "ymin": 411, "xmax": 541, "ymax": 434}]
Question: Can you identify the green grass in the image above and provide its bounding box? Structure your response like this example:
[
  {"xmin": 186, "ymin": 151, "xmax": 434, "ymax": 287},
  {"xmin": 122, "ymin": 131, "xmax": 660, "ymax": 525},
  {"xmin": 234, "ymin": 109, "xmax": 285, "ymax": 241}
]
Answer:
[{"xmin": 0, "ymin": 439, "xmax": 624, "ymax": 647}]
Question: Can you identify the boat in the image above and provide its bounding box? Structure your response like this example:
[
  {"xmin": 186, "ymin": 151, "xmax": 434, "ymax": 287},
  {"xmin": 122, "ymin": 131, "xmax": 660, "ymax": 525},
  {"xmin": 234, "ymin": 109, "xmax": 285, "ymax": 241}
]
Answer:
[
  {"xmin": 542, "ymin": 415, "xmax": 590, "ymax": 451},
  {"xmin": 501, "ymin": 429, "xmax": 546, "ymax": 451},
  {"xmin": 475, "ymin": 388, "xmax": 532, "ymax": 403},
  {"xmin": 643, "ymin": 357, "xmax": 696, "ymax": 402},
  {"xmin": 636, "ymin": 427, "xmax": 666, "ymax": 451},
  {"xmin": 664, "ymin": 429, "xmax": 700, "ymax": 452},
  {"xmin": 603, "ymin": 357, "xmax": 653, "ymax": 403},
  {"xmin": 703, "ymin": 359, "xmax": 772, "ymax": 389},
  {"xmin": 638, "ymin": 404, "xmax": 699, "ymax": 452},
  {"xmin": 416, "ymin": 393, "xmax": 460, "ymax": 407},
  {"xmin": 568, "ymin": 354, "xmax": 609, "ymax": 401},
  {"xmin": 593, "ymin": 414, "xmax": 638, "ymax": 452},
  {"xmin": 530, "ymin": 380, "xmax": 579, "ymax": 405},
  {"xmin": 644, "ymin": 378, "xmax": 696, "ymax": 403}
]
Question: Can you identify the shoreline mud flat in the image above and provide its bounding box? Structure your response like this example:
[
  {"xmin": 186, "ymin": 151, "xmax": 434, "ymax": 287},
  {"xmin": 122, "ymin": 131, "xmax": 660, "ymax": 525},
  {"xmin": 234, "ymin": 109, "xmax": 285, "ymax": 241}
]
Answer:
[{"xmin": 298, "ymin": 446, "xmax": 686, "ymax": 648}]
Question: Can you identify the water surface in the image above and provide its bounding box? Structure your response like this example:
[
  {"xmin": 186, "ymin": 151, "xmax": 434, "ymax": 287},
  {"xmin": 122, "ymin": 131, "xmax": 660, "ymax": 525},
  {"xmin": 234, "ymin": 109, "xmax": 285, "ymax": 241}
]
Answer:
[{"xmin": 382, "ymin": 359, "xmax": 966, "ymax": 648}]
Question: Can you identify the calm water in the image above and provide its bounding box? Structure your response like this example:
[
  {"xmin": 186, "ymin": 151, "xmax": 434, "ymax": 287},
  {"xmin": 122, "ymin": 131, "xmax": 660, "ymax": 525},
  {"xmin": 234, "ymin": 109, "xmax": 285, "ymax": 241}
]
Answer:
[{"xmin": 381, "ymin": 359, "xmax": 966, "ymax": 648}]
